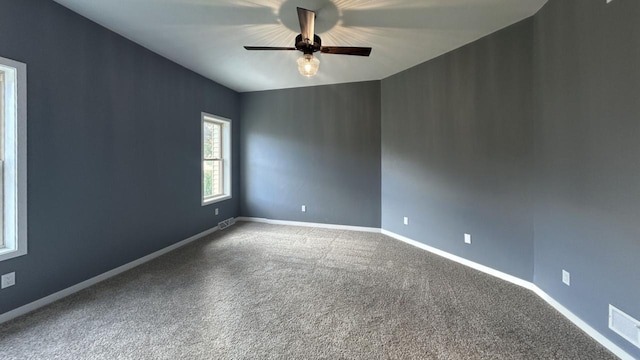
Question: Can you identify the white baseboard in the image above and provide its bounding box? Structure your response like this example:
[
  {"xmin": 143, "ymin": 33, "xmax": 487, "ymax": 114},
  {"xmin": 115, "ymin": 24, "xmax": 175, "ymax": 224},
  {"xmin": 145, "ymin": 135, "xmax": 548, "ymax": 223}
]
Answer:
[
  {"xmin": 236, "ymin": 217, "xmax": 381, "ymax": 233},
  {"xmin": 380, "ymin": 229, "xmax": 535, "ymax": 290},
  {"xmin": 382, "ymin": 228, "xmax": 633, "ymax": 360},
  {"xmin": 1, "ymin": 218, "xmax": 634, "ymax": 360},
  {"xmin": 0, "ymin": 225, "xmax": 219, "ymax": 325},
  {"xmin": 530, "ymin": 286, "xmax": 636, "ymax": 360},
  {"xmin": 239, "ymin": 219, "xmax": 633, "ymax": 360}
]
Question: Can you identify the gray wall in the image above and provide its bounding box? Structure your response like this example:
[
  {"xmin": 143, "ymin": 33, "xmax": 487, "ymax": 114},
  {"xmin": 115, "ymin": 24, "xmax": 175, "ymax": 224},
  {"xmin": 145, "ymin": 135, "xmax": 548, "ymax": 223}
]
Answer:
[
  {"xmin": 0, "ymin": 0, "xmax": 240, "ymax": 315},
  {"xmin": 381, "ymin": 19, "xmax": 535, "ymax": 281},
  {"xmin": 533, "ymin": 0, "xmax": 640, "ymax": 357},
  {"xmin": 381, "ymin": 0, "xmax": 640, "ymax": 355},
  {"xmin": 1, "ymin": 0, "xmax": 638, "ymax": 356},
  {"xmin": 240, "ymin": 82, "xmax": 381, "ymax": 228}
]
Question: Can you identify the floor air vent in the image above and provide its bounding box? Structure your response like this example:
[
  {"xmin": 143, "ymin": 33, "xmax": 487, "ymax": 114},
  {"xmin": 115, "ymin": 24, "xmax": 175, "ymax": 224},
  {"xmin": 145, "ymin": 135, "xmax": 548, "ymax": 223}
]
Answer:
[
  {"xmin": 218, "ymin": 217, "xmax": 236, "ymax": 230},
  {"xmin": 609, "ymin": 305, "xmax": 640, "ymax": 348}
]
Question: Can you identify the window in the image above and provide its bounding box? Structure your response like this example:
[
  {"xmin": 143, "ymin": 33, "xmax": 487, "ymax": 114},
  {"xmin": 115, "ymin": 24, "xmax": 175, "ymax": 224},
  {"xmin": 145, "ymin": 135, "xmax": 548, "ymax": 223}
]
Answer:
[
  {"xmin": 202, "ymin": 113, "xmax": 231, "ymax": 205},
  {"xmin": 0, "ymin": 56, "xmax": 27, "ymax": 262}
]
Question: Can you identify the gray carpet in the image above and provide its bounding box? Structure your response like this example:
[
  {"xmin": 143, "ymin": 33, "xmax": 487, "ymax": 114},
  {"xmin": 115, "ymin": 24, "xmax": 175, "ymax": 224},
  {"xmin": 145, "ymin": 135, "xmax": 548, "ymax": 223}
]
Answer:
[{"xmin": 0, "ymin": 222, "xmax": 616, "ymax": 359}]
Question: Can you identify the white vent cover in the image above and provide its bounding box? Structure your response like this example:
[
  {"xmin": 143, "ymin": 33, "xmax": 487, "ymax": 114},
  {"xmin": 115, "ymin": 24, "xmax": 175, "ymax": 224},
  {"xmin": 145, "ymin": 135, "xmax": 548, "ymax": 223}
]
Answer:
[
  {"xmin": 218, "ymin": 217, "xmax": 236, "ymax": 231},
  {"xmin": 609, "ymin": 305, "xmax": 640, "ymax": 348}
]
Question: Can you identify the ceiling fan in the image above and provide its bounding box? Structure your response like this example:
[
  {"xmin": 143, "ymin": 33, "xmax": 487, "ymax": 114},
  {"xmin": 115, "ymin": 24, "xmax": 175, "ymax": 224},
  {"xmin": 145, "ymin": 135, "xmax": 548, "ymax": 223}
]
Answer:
[{"xmin": 244, "ymin": 7, "xmax": 372, "ymax": 77}]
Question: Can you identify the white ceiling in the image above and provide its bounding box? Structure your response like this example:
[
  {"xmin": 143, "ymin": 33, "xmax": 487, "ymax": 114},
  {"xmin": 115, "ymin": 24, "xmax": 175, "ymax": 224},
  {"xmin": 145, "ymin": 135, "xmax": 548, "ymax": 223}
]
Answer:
[{"xmin": 53, "ymin": 0, "xmax": 547, "ymax": 93}]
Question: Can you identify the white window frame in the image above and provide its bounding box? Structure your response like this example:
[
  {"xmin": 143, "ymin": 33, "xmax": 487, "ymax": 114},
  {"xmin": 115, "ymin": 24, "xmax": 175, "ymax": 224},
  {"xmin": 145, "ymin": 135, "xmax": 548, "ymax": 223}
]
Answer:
[
  {"xmin": 201, "ymin": 113, "xmax": 231, "ymax": 206},
  {"xmin": 0, "ymin": 56, "xmax": 28, "ymax": 262}
]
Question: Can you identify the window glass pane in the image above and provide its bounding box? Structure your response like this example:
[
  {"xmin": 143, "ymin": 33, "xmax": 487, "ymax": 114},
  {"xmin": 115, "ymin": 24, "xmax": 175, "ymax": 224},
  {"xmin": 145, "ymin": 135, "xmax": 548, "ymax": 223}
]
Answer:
[
  {"xmin": 202, "ymin": 115, "xmax": 229, "ymax": 204},
  {"xmin": 203, "ymin": 160, "xmax": 214, "ymax": 198},
  {"xmin": 212, "ymin": 123, "xmax": 221, "ymax": 159},
  {"xmin": 0, "ymin": 70, "xmax": 4, "ymax": 161},
  {"xmin": 0, "ymin": 59, "xmax": 27, "ymax": 260},
  {"xmin": 0, "ymin": 71, "xmax": 3, "ymax": 248},
  {"xmin": 203, "ymin": 121, "xmax": 214, "ymax": 160},
  {"xmin": 212, "ymin": 159, "xmax": 222, "ymax": 196},
  {"xmin": 0, "ymin": 71, "xmax": 4, "ymax": 159}
]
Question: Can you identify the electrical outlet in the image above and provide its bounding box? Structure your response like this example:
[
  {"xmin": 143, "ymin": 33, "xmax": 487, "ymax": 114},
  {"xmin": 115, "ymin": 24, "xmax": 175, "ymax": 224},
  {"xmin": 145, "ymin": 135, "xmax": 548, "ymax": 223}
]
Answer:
[
  {"xmin": 403, "ymin": 217, "xmax": 409, "ymax": 225},
  {"xmin": 1, "ymin": 272, "xmax": 16, "ymax": 289},
  {"xmin": 215, "ymin": 208, "xmax": 219, "ymax": 216},
  {"xmin": 301, "ymin": 205, "xmax": 306, "ymax": 213},
  {"xmin": 464, "ymin": 233, "xmax": 472, "ymax": 244},
  {"xmin": 562, "ymin": 270, "xmax": 571, "ymax": 286}
]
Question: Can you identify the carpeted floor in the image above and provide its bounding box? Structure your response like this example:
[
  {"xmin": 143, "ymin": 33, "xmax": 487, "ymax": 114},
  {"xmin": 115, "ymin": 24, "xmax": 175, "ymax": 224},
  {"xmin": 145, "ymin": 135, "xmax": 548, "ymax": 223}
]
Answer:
[{"xmin": 0, "ymin": 222, "xmax": 616, "ymax": 359}]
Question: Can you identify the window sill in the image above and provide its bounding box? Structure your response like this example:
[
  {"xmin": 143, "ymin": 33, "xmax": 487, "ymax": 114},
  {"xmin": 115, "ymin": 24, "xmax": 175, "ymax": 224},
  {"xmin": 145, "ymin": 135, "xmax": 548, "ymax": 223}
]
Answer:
[
  {"xmin": 202, "ymin": 195, "xmax": 231, "ymax": 206},
  {"xmin": 0, "ymin": 246, "xmax": 27, "ymax": 262}
]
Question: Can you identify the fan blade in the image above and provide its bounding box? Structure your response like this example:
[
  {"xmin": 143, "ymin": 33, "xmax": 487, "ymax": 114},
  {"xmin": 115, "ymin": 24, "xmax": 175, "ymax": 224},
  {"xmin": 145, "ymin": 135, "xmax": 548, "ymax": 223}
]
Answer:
[
  {"xmin": 244, "ymin": 46, "xmax": 297, "ymax": 51},
  {"xmin": 297, "ymin": 7, "xmax": 315, "ymax": 44},
  {"xmin": 320, "ymin": 47, "xmax": 372, "ymax": 56}
]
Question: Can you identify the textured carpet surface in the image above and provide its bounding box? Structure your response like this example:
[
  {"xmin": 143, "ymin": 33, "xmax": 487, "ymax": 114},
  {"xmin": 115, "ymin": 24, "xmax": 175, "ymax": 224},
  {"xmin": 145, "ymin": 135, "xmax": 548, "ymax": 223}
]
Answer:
[{"xmin": 0, "ymin": 222, "xmax": 616, "ymax": 359}]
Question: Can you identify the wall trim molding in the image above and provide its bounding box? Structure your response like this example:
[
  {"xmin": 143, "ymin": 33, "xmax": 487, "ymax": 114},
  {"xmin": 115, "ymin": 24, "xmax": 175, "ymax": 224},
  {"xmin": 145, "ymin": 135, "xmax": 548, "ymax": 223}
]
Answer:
[
  {"xmin": 0, "ymin": 225, "xmax": 219, "ymax": 325},
  {"xmin": 236, "ymin": 217, "xmax": 381, "ymax": 233},
  {"xmin": 379, "ymin": 229, "xmax": 633, "ymax": 360},
  {"xmin": 380, "ymin": 229, "xmax": 534, "ymax": 290},
  {"xmin": 239, "ymin": 217, "xmax": 633, "ymax": 360},
  {"xmin": 1, "ymin": 218, "xmax": 633, "ymax": 359},
  {"xmin": 529, "ymin": 286, "xmax": 635, "ymax": 360}
]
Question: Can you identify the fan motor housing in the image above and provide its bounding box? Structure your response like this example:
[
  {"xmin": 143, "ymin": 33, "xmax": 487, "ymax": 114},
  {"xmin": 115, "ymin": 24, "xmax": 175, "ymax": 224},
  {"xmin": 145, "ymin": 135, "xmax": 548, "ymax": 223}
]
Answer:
[{"xmin": 295, "ymin": 34, "xmax": 321, "ymax": 54}]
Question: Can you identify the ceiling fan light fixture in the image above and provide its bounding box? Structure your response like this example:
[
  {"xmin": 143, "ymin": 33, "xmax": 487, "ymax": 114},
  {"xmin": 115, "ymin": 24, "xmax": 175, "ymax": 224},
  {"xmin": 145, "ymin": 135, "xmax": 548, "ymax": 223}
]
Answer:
[
  {"xmin": 297, "ymin": 54, "xmax": 320, "ymax": 77},
  {"xmin": 245, "ymin": 7, "xmax": 371, "ymax": 77}
]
